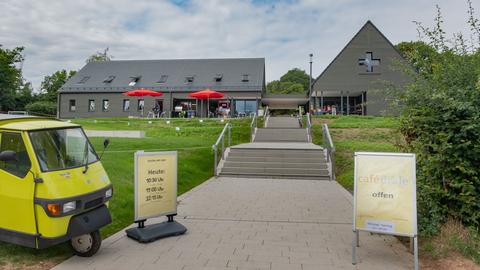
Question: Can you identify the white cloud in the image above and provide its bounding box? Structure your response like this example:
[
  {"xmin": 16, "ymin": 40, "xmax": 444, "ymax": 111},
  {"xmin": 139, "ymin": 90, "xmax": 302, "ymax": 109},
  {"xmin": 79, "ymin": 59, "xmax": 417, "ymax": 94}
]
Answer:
[{"xmin": 0, "ymin": 0, "xmax": 477, "ymax": 90}]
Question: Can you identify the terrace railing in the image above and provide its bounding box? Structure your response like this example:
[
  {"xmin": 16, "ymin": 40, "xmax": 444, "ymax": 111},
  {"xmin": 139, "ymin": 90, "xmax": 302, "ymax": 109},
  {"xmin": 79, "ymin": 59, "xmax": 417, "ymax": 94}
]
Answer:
[
  {"xmin": 322, "ymin": 123, "xmax": 336, "ymax": 181},
  {"xmin": 250, "ymin": 112, "xmax": 257, "ymax": 142},
  {"xmin": 212, "ymin": 123, "xmax": 231, "ymax": 176}
]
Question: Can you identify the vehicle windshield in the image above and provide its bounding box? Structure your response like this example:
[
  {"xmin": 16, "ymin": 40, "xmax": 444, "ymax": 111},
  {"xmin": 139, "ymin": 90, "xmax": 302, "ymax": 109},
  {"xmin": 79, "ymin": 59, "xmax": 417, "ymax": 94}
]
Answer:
[{"xmin": 29, "ymin": 127, "xmax": 98, "ymax": 172}]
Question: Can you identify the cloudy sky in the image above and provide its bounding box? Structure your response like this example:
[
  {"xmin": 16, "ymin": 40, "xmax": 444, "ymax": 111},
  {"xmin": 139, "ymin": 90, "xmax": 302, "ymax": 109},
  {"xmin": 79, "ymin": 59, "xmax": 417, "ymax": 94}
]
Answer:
[{"xmin": 0, "ymin": 0, "xmax": 478, "ymax": 90}]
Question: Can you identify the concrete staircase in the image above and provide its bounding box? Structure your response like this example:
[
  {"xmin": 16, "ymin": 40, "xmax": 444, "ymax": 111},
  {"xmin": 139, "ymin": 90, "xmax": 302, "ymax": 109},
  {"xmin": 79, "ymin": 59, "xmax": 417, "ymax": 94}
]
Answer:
[
  {"xmin": 265, "ymin": 117, "xmax": 301, "ymax": 128},
  {"xmin": 218, "ymin": 116, "xmax": 331, "ymax": 180},
  {"xmin": 220, "ymin": 147, "xmax": 330, "ymax": 180},
  {"xmin": 253, "ymin": 116, "xmax": 308, "ymax": 143},
  {"xmin": 253, "ymin": 128, "xmax": 308, "ymax": 142}
]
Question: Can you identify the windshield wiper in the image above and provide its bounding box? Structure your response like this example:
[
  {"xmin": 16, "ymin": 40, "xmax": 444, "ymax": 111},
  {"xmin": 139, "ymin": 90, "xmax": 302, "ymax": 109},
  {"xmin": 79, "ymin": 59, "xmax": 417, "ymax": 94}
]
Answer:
[{"xmin": 82, "ymin": 140, "xmax": 89, "ymax": 174}]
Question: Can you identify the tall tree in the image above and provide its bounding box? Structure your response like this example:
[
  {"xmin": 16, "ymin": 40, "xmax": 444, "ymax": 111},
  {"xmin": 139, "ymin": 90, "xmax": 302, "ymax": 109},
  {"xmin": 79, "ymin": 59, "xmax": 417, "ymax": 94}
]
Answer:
[
  {"xmin": 14, "ymin": 82, "xmax": 35, "ymax": 110},
  {"xmin": 396, "ymin": 41, "xmax": 438, "ymax": 75},
  {"xmin": 86, "ymin": 47, "xmax": 113, "ymax": 63},
  {"xmin": 279, "ymin": 68, "xmax": 311, "ymax": 92},
  {"xmin": 40, "ymin": 69, "xmax": 77, "ymax": 102},
  {"xmin": 0, "ymin": 45, "xmax": 24, "ymax": 111},
  {"xmin": 267, "ymin": 68, "xmax": 311, "ymax": 94}
]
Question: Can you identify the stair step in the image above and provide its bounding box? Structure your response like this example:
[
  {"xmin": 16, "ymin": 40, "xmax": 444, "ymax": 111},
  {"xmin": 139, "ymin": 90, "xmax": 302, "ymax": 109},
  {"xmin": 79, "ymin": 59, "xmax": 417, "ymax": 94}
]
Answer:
[
  {"xmin": 227, "ymin": 156, "xmax": 326, "ymax": 163},
  {"xmin": 230, "ymin": 147, "xmax": 323, "ymax": 154},
  {"xmin": 224, "ymin": 161, "xmax": 327, "ymax": 169},
  {"xmin": 219, "ymin": 172, "xmax": 331, "ymax": 180},
  {"xmin": 228, "ymin": 152, "xmax": 325, "ymax": 158},
  {"xmin": 229, "ymin": 149, "xmax": 324, "ymax": 155},
  {"xmin": 253, "ymin": 128, "xmax": 308, "ymax": 143},
  {"xmin": 221, "ymin": 167, "xmax": 330, "ymax": 176}
]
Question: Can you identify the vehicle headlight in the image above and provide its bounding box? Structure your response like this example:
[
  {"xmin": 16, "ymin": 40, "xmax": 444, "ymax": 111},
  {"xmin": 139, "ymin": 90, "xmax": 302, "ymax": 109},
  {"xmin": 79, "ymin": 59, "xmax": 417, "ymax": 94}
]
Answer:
[
  {"xmin": 63, "ymin": 201, "xmax": 77, "ymax": 214},
  {"xmin": 105, "ymin": 188, "xmax": 113, "ymax": 198}
]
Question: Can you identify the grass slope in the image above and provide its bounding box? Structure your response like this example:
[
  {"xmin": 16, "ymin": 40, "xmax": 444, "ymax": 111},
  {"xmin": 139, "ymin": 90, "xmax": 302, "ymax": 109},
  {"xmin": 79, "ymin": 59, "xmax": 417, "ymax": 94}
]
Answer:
[{"xmin": 310, "ymin": 115, "xmax": 401, "ymax": 190}]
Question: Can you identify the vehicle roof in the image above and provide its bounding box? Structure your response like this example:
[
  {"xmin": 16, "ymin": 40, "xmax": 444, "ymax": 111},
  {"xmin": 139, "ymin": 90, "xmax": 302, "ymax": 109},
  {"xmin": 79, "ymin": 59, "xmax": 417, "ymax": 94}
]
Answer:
[{"xmin": 0, "ymin": 114, "xmax": 79, "ymax": 131}]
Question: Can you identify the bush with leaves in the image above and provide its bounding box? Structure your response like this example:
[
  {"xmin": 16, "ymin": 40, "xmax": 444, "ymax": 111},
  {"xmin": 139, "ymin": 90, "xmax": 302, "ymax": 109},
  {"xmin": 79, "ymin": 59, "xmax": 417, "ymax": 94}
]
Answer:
[
  {"xmin": 396, "ymin": 1, "xmax": 480, "ymax": 235},
  {"xmin": 25, "ymin": 101, "xmax": 57, "ymax": 116}
]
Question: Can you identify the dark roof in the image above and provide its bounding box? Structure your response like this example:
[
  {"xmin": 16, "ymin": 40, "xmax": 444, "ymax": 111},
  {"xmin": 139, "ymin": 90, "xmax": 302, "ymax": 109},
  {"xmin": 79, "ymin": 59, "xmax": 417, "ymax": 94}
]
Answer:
[{"xmin": 60, "ymin": 58, "xmax": 265, "ymax": 93}]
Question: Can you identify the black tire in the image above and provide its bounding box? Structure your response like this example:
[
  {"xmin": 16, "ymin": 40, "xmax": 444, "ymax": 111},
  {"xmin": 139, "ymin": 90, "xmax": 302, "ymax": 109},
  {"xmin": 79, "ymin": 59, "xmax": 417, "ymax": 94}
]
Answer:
[{"xmin": 70, "ymin": 230, "xmax": 102, "ymax": 257}]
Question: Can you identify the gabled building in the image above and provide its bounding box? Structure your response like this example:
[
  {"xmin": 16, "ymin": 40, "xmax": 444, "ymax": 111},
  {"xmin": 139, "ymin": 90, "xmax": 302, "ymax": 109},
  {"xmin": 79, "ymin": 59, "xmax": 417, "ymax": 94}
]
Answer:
[
  {"xmin": 58, "ymin": 58, "xmax": 265, "ymax": 118},
  {"xmin": 312, "ymin": 21, "xmax": 411, "ymax": 115}
]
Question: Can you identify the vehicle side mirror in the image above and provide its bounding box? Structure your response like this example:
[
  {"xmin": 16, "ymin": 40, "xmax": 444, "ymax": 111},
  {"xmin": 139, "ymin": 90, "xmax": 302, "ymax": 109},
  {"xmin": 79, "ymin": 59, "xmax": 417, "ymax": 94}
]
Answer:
[
  {"xmin": 0, "ymin": 150, "xmax": 17, "ymax": 162},
  {"xmin": 103, "ymin": 138, "xmax": 110, "ymax": 148}
]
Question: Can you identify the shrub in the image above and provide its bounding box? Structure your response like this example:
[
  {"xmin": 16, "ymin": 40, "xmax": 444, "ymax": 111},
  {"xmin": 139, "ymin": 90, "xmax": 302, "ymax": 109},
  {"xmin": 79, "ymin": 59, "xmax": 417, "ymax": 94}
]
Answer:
[
  {"xmin": 396, "ymin": 3, "xmax": 480, "ymax": 235},
  {"xmin": 25, "ymin": 101, "xmax": 57, "ymax": 116}
]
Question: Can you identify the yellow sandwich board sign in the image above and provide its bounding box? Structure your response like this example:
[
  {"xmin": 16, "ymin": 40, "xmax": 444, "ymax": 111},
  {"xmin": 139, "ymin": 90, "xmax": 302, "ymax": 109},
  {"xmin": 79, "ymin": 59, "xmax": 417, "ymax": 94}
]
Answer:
[
  {"xmin": 126, "ymin": 150, "xmax": 186, "ymax": 243},
  {"xmin": 134, "ymin": 151, "xmax": 177, "ymax": 221},
  {"xmin": 352, "ymin": 152, "xmax": 418, "ymax": 269}
]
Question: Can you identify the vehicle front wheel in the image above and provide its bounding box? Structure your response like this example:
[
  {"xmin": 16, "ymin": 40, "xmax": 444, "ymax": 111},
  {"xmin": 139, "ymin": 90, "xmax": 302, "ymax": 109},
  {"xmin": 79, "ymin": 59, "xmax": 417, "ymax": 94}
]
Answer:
[{"xmin": 70, "ymin": 230, "xmax": 102, "ymax": 257}]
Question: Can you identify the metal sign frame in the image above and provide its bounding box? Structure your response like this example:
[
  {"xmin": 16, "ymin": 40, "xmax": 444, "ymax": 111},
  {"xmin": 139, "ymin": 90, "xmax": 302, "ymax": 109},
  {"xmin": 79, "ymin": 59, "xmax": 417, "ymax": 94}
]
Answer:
[
  {"xmin": 352, "ymin": 152, "xmax": 418, "ymax": 270},
  {"xmin": 134, "ymin": 150, "xmax": 178, "ymax": 222}
]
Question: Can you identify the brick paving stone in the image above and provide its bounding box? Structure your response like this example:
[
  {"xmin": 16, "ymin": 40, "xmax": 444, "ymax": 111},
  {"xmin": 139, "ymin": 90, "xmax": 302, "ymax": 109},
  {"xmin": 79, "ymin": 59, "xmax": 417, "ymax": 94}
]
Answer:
[{"xmin": 52, "ymin": 177, "xmax": 413, "ymax": 270}]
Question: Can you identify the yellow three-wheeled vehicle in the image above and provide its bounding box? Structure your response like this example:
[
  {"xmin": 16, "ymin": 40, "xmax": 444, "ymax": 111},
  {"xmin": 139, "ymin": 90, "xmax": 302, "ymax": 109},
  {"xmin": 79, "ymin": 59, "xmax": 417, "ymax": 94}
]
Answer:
[{"xmin": 0, "ymin": 114, "xmax": 112, "ymax": 257}]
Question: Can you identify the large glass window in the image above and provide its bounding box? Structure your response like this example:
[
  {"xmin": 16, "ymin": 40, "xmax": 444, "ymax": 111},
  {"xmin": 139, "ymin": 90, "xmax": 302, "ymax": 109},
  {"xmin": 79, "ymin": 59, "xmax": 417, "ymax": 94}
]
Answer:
[
  {"xmin": 123, "ymin": 99, "xmax": 130, "ymax": 112},
  {"xmin": 88, "ymin": 100, "xmax": 95, "ymax": 112},
  {"xmin": 29, "ymin": 128, "xmax": 98, "ymax": 172},
  {"xmin": 234, "ymin": 100, "xmax": 257, "ymax": 116},
  {"xmin": 235, "ymin": 101, "xmax": 245, "ymax": 115},
  {"xmin": 0, "ymin": 132, "xmax": 31, "ymax": 178},
  {"xmin": 245, "ymin": 101, "xmax": 256, "ymax": 114}
]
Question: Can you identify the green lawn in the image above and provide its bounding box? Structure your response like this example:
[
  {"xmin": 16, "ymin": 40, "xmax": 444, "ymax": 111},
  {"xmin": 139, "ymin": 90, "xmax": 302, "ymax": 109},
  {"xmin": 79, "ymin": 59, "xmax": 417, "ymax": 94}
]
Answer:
[
  {"xmin": 0, "ymin": 117, "xmax": 254, "ymax": 269},
  {"xmin": 310, "ymin": 115, "xmax": 401, "ymax": 190}
]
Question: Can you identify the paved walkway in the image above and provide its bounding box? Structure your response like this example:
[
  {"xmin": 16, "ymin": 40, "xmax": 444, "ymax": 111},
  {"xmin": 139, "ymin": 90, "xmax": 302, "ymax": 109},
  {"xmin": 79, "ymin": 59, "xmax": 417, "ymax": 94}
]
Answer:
[{"xmin": 53, "ymin": 177, "xmax": 412, "ymax": 270}]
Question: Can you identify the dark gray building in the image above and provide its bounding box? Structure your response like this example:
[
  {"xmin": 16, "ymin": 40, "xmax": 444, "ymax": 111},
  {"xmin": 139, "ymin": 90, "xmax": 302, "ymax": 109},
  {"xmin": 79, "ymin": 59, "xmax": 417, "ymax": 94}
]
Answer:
[
  {"xmin": 58, "ymin": 58, "xmax": 265, "ymax": 118},
  {"xmin": 312, "ymin": 21, "xmax": 411, "ymax": 115}
]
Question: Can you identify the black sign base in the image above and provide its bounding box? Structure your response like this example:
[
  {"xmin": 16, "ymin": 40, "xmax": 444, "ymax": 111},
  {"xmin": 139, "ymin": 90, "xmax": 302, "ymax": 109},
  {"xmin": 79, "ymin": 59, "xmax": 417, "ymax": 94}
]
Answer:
[{"xmin": 125, "ymin": 220, "xmax": 187, "ymax": 243}]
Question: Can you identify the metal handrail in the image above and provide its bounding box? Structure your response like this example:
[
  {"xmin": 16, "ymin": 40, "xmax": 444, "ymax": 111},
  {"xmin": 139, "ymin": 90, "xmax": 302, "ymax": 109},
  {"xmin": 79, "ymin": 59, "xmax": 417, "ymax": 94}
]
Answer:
[
  {"xmin": 306, "ymin": 113, "xmax": 312, "ymax": 143},
  {"xmin": 263, "ymin": 106, "xmax": 269, "ymax": 127},
  {"xmin": 250, "ymin": 112, "xmax": 257, "ymax": 142},
  {"xmin": 212, "ymin": 123, "xmax": 231, "ymax": 176},
  {"xmin": 322, "ymin": 123, "xmax": 336, "ymax": 180}
]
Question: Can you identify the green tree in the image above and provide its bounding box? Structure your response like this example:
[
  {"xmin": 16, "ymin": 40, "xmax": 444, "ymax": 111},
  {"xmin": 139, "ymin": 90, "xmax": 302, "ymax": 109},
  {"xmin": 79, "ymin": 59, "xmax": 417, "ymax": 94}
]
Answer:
[
  {"xmin": 267, "ymin": 68, "xmax": 311, "ymax": 94},
  {"xmin": 40, "ymin": 69, "xmax": 76, "ymax": 102},
  {"xmin": 0, "ymin": 45, "xmax": 24, "ymax": 111},
  {"xmin": 86, "ymin": 47, "xmax": 113, "ymax": 63},
  {"xmin": 395, "ymin": 2, "xmax": 480, "ymax": 235},
  {"xmin": 396, "ymin": 41, "xmax": 438, "ymax": 75},
  {"xmin": 14, "ymin": 82, "xmax": 35, "ymax": 110},
  {"xmin": 280, "ymin": 68, "xmax": 310, "ymax": 91}
]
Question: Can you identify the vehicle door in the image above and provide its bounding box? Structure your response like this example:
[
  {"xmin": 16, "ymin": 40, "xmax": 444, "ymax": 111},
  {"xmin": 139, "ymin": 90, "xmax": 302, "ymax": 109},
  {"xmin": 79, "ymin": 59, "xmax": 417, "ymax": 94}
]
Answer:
[{"xmin": 0, "ymin": 131, "xmax": 36, "ymax": 237}]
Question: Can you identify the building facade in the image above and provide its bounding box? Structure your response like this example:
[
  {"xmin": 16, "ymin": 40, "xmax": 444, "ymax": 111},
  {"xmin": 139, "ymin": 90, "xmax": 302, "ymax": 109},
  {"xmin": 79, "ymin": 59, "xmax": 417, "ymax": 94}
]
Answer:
[
  {"xmin": 312, "ymin": 21, "xmax": 411, "ymax": 116},
  {"xmin": 58, "ymin": 58, "xmax": 265, "ymax": 118}
]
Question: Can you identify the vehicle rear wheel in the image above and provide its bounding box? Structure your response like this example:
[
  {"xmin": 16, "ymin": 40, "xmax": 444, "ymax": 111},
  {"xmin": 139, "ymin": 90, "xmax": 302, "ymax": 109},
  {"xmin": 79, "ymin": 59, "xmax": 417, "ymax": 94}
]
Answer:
[{"xmin": 70, "ymin": 230, "xmax": 102, "ymax": 257}]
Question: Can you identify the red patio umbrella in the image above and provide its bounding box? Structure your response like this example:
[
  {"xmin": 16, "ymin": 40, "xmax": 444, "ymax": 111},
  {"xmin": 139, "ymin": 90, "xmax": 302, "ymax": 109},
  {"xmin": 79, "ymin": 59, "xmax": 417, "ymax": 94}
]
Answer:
[
  {"xmin": 188, "ymin": 89, "xmax": 225, "ymax": 118},
  {"xmin": 123, "ymin": 89, "xmax": 163, "ymax": 116},
  {"xmin": 122, "ymin": 89, "xmax": 163, "ymax": 97}
]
